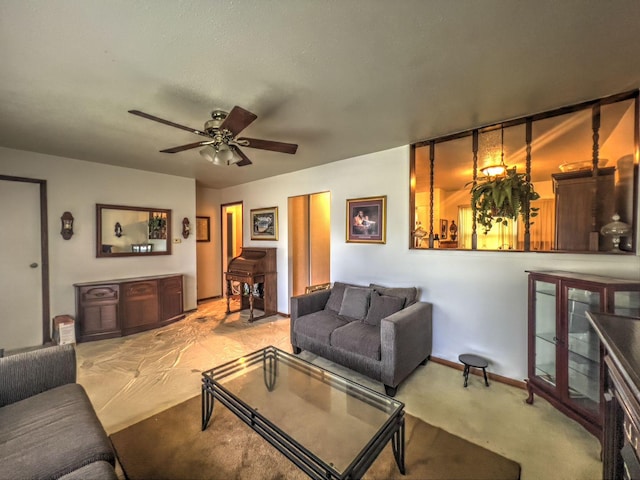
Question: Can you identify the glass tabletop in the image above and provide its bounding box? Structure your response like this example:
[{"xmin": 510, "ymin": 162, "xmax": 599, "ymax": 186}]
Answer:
[{"xmin": 202, "ymin": 346, "xmax": 404, "ymax": 475}]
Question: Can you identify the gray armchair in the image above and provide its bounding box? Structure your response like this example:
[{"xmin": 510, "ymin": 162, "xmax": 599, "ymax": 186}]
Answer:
[{"xmin": 0, "ymin": 345, "xmax": 117, "ymax": 479}]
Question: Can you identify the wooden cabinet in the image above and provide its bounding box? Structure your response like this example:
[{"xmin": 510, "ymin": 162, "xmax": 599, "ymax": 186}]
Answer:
[
  {"xmin": 588, "ymin": 312, "xmax": 640, "ymax": 480},
  {"xmin": 75, "ymin": 274, "xmax": 184, "ymax": 342},
  {"xmin": 552, "ymin": 167, "xmax": 615, "ymax": 251},
  {"xmin": 526, "ymin": 271, "xmax": 640, "ymax": 442},
  {"xmin": 225, "ymin": 247, "xmax": 277, "ymax": 322}
]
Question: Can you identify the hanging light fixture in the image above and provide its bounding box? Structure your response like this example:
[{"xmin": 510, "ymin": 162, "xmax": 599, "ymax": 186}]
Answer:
[
  {"xmin": 480, "ymin": 126, "xmax": 507, "ymax": 177},
  {"xmin": 199, "ymin": 142, "xmax": 240, "ymax": 166}
]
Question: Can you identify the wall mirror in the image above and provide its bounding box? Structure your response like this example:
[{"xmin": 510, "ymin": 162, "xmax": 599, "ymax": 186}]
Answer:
[
  {"xmin": 96, "ymin": 204, "xmax": 172, "ymax": 257},
  {"xmin": 411, "ymin": 90, "xmax": 638, "ymax": 254}
]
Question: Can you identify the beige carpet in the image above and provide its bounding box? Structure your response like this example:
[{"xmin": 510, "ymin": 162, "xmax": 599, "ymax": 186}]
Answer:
[{"xmin": 111, "ymin": 395, "xmax": 521, "ymax": 480}]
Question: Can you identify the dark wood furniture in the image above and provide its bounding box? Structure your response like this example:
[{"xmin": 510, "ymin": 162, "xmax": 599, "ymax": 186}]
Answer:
[
  {"xmin": 587, "ymin": 312, "xmax": 640, "ymax": 480},
  {"xmin": 74, "ymin": 273, "xmax": 184, "ymax": 342},
  {"xmin": 526, "ymin": 271, "xmax": 640, "ymax": 443},
  {"xmin": 225, "ymin": 247, "xmax": 277, "ymax": 322},
  {"xmin": 552, "ymin": 167, "xmax": 615, "ymax": 252}
]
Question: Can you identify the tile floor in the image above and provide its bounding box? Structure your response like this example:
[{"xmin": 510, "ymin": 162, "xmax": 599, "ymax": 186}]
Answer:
[{"xmin": 76, "ymin": 299, "xmax": 601, "ymax": 479}]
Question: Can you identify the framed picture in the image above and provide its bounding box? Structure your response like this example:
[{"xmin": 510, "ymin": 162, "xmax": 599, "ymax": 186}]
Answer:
[
  {"xmin": 250, "ymin": 207, "xmax": 278, "ymax": 241},
  {"xmin": 346, "ymin": 196, "xmax": 386, "ymax": 244},
  {"xmin": 440, "ymin": 219, "xmax": 448, "ymax": 240},
  {"xmin": 196, "ymin": 216, "xmax": 210, "ymax": 242}
]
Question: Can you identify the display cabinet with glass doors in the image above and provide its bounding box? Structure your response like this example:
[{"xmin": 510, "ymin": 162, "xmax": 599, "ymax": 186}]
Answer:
[{"xmin": 525, "ymin": 271, "xmax": 640, "ymax": 442}]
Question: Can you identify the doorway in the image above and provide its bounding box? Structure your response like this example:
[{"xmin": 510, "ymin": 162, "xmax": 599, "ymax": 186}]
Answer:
[
  {"xmin": 0, "ymin": 175, "xmax": 49, "ymax": 351},
  {"xmin": 288, "ymin": 191, "xmax": 331, "ymax": 297},
  {"xmin": 221, "ymin": 202, "xmax": 243, "ymax": 291}
]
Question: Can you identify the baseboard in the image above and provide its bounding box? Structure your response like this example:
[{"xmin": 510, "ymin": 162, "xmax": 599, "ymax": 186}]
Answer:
[
  {"xmin": 430, "ymin": 355, "xmax": 526, "ymax": 390},
  {"xmin": 277, "ymin": 311, "xmax": 290, "ymax": 318}
]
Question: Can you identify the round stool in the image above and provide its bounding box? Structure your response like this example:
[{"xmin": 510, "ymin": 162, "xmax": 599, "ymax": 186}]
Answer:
[{"xmin": 458, "ymin": 353, "xmax": 489, "ymax": 388}]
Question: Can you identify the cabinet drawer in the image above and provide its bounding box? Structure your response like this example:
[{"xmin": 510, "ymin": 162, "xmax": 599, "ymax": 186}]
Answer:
[
  {"xmin": 81, "ymin": 285, "xmax": 119, "ymax": 303},
  {"xmin": 123, "ymin": 281, "xmax": 158, "ymax": 298},
  {"xmin": 160, "ymin": 276, "xmax": 182, "ymax": 293}
]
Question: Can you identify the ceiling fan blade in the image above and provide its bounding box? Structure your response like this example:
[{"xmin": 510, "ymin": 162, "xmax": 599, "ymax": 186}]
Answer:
[
  {"xmin": 129, "ymin": 110, "xmax": 209, "ymax": 137},
  {"xmin": 234, "ymin": 147, "xmax": 253, "ymax": 167},
  {"xmin": 219, "ymin": 106, "xmax": 257, "ymax": 136},
  {"xmin": 160, "ymin": 141, "xmax": 212, "ymax": 153},
  {"xmin": 238, "ymin": 137, "xmax": 298, "ymax": 154}
]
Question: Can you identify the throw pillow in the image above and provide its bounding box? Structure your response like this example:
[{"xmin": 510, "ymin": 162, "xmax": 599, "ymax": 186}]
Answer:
[
  {"xmin": 324, "ymin": 282, "xmax": 351, "ymax": 313},
  {"xmin": 338, "ymin": 286, "xmax": 371, "ymax": 320},
  {"xmin": 364, "ymin": 291, "xmax": 405, "ymax": 326},
  {"xmin": 370, "ymin": 283, "xmax": 418, "ymax": 307}
]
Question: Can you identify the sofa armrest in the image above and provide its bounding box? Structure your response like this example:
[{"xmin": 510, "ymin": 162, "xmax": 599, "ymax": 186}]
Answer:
[
  {"xmin": 290, "ymin": 289, "xmax": 331, "ymax": 321},
  {"xmin": 380, "ymin": 301, "xmax": 433, "ymax": 388},
  {"xmin": 0, "ymin": 344, "xmax": 77, "ymax": 407},
  {"xmin": 290, "ymin": 289, "xmax": 332, "ymax": 347}
]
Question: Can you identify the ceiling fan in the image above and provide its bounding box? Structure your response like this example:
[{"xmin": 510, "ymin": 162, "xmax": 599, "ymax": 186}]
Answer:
[{"xmin": 128, "ymin": 106, "xmax": 298, "ymax": 166}]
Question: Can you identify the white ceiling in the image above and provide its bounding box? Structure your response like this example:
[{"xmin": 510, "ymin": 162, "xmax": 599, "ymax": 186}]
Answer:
[{"xmin": 1, "ymin": 1, "xmax": 639, "ymax": 189}]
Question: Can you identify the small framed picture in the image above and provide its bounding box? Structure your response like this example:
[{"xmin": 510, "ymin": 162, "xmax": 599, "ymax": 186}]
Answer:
[
  {"xmin": 196, "ymin": 216, "xmax": 210, "ymax": 242},
  {"xmin": 250, "ymin": 207, "xmax": 278, "ymax": 241},
  {"xmin": 346, "ymin": 196, "xmax": 386, "ymax": 244},
  {"xmin": 440, "ymin": 219, "xmax": 448, "ymax": 240}
]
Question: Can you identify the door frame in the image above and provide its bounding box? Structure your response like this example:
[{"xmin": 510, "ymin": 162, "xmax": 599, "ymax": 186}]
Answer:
[{"xmin": 0, "ymin": 175, "xmax": 50, "ymax": 343}]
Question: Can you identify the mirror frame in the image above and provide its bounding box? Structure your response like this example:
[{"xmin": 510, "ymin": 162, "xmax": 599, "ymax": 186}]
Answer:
[{"xmin": 96, "ymin": 203, "xmax": 172, "ymax": 258}]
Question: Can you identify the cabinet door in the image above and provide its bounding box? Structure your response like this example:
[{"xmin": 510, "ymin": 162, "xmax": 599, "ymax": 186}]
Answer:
[
  {"xmin": 565, "ymin": 285, "xmax": 602, "ymax": 415},
  {"xmin": 159, "ymin": 276, "xmax": 183, "ymax": 321},
  {"xmin": 122, "ymin": 281, "xmax": 158, "ymax": 329},
  {"xmin": 78, "ymin": 285, "xmax": 119, "ymax": 335},
  {"xmin": 532, "ymin": 279, "xmax": 559, "ymax": 390}
]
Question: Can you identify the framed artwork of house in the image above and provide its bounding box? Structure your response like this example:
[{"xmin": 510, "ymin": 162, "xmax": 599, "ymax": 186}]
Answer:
[{"xmin": 250, "ymin": 207, "xmax": 278, "ymax": 241}]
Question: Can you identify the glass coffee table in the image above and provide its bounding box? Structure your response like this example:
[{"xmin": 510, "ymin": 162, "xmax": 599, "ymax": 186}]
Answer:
[{"xmin": 202, "ymin": 346, "xmax": 405, "ymax": 479}]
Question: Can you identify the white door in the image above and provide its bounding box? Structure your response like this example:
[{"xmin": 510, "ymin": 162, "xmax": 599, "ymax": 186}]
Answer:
[{"xmin": 0, "ymin": 179, "xmax": 43, "ymax": 350}]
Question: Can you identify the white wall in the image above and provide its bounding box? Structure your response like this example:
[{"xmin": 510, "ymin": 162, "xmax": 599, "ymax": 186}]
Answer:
[
  {"xmin": 217, "ymin": 145, "xmax": 640, "ymax": 380},
  {"xmin": 0, "ymin": 147, "xmax": 197, "ymax": 322}
]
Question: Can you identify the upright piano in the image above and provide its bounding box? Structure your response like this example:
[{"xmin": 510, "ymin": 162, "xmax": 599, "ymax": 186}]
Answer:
[{"xmin": 224, "ymin": 247, "xmax": 277, "ymax": 322}]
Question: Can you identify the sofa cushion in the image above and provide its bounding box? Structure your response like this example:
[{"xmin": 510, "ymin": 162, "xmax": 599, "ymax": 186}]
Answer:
[
  {"xmin": 324, "ymin": 282, "xmax": 354, "ymax": 313},
  {"xmin": 331, "ymin": 321, "xmax": 381, "ymax": 361},
  {"xmin": 0, "ymin": 383, "xmax": 115, "ymax": 480},
  {"xmin": 364, "ymin": 291, "xmax": 405, "ymax": 326},
  {"xmin": 370, "ymin": 283, "xmax": 418, "ymax": 307},
  {"xmin": 294, "ymin": 310, "xmax": 349, "ymax": 344},
  {"xmin": 338, "ymin": 286, "xmax": 371, "ymax": 320}
]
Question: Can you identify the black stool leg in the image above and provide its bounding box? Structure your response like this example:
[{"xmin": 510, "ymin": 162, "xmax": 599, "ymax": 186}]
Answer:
[
  {"xmin": 482, "ymin": 367, "xmax": 489, "ymax": 386},
  {"xmin": 463, "ymin": 364, "xmax": 470, "ymax": 387}
]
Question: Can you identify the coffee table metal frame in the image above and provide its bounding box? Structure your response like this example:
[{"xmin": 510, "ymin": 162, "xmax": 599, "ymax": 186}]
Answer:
[{"xmin": 201, "ymin": 346, "xmax": 405, "ymax": 479}]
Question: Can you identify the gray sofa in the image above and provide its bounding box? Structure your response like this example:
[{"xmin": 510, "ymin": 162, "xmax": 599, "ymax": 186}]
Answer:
[
  {"xmin": 290, "ymin": 282, "xmax": 433, "ymax": 396},
  {"xmin": 0, "ymin": 344, "xmax": 117, "ymax": 480}
]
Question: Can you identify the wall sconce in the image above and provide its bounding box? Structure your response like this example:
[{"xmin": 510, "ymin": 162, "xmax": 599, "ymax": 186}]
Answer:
[
  {"xmin": 114, "ymin": 222, "xmax": 123, "ymax": 237},
  {"xmin": 60, "ymin": 211, "xmax": 74, "ymax": 240},
  {"xmin": 182, "ymin": 217, "xmax": 191, "ymax": 239}
]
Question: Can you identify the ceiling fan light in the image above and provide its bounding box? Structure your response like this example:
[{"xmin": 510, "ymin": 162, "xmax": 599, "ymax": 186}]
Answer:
[{"xmin": 199, "ymin": 145, "xmax": 217, "ymax": 163}]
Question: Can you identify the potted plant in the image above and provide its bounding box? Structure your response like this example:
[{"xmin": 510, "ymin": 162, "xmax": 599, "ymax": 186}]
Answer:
[
  {"xmin": 148, "ymin": 215, "xmax": 167, "ymax": 239},
  {"xmin": 469, "ymin": 167, "xmax": 540, "ymax": 234}
]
